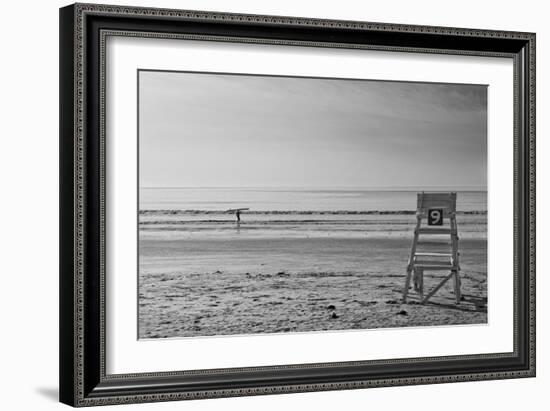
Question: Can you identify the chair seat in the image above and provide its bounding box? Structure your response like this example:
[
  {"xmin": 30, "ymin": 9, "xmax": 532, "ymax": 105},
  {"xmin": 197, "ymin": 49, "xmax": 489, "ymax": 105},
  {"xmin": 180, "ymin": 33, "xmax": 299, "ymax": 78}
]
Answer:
[
  {"xmin": 418, "ymin": 228, "xmax": 454, "ymax": 234},
  {"xmin": 413, "ymin": 263, "xmax": 458, "ymax": 270},
  {"xmin": 414, "ymin": 252, "xmax": 452, "ymax": 258}
]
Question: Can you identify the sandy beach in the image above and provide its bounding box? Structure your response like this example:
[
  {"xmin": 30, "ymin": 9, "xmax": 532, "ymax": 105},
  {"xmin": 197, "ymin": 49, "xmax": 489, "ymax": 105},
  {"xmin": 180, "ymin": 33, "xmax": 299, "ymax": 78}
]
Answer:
[
  {"xmin": 137, "ymin": 188, "xmax": 487, "ymax": 339},
  {"xmin": 138, "ymin": 234, "xmax": 487, "ymax": 339}
]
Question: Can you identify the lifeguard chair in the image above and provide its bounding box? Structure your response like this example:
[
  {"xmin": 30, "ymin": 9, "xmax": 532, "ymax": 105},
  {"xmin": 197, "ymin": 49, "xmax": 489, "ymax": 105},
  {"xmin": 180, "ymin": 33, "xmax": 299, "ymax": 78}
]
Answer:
[{"xmin": 403, "ymin": 192, "xmax": 461, "ymax": 304}]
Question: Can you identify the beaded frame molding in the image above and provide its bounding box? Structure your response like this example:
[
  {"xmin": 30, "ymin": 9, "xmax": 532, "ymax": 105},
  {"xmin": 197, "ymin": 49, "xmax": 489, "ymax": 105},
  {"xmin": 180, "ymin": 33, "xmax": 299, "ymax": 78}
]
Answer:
[{"xmin": 59, "ymin": 3, "xmax": 536, "ymax": 407}]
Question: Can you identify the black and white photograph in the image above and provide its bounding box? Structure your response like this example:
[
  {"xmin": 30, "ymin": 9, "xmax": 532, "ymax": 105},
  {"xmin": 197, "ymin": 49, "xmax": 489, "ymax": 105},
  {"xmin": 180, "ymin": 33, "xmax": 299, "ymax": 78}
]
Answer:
[
  {"xmin": 137, "ymin": 70, "xmax": 488, "ymax": 339},
  {"xmin": 53, "ymin": 1, "xmax": 537, "ymax": 408}
]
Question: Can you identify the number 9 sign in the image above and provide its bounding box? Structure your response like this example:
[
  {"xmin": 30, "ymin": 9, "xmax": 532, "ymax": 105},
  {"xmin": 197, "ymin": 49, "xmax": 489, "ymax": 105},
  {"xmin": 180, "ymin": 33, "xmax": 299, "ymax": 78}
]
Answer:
[{"xmin": 428, "ymin": 208, "xmax": 443, "ymax": 226}]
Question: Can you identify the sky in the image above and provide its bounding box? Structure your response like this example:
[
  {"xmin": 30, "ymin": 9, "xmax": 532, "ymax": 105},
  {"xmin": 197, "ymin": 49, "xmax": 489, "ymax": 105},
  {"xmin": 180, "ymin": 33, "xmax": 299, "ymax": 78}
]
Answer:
[{"xmin": 139, "ymin": 70, "xmax": 487, "ymax": 190}]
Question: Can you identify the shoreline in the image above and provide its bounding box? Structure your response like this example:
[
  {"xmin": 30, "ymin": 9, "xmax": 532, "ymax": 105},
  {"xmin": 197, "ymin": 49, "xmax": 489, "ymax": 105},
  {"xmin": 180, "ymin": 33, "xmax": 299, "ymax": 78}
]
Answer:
[{"xmin": 140, "ymin": 209, "xmax": 488, "ymax": 215}]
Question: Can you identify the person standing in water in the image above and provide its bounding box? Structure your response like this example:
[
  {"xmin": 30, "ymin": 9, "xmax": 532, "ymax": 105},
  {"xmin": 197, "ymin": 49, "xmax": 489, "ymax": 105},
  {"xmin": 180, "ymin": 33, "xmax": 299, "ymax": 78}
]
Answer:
[{"xmin": 228, "ymin": 208, "xmax": 248, "ymax": 223}]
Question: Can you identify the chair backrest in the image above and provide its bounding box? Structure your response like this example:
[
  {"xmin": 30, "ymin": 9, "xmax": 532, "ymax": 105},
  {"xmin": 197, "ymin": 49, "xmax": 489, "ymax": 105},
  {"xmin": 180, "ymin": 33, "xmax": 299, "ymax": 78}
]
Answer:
[{"xmin": 417, "ymin": 192, "xmax": 456, "ymax": 216}]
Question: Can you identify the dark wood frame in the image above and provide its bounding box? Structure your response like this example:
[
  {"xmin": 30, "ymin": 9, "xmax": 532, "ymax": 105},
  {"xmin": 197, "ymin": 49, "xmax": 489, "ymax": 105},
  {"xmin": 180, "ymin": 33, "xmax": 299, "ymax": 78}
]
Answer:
[{"xmin": 60, "ymin": 3, "xmax": 536, "ymax": 407}]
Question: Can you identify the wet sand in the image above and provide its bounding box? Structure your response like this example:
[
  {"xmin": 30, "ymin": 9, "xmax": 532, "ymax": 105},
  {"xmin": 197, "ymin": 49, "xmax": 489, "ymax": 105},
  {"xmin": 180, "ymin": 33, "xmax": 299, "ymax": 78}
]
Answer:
[{"xmin": 138, "ymin": 237, "xmax": 487, "ymax": 338}]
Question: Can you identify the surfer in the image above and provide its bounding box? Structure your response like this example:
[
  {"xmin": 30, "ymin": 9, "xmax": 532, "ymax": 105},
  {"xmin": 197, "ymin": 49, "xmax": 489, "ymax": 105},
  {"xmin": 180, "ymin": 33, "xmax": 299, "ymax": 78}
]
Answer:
[{"xmin": 226, "ymin": 208, "xmax": 249, "ymax": 223}]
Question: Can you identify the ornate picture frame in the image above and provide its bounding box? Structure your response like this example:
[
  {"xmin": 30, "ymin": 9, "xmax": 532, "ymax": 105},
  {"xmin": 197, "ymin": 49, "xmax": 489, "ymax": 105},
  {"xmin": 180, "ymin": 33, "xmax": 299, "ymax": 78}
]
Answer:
[{"xmin": 59, "ymin": 3, "xmax": 535, "ymax": 407}]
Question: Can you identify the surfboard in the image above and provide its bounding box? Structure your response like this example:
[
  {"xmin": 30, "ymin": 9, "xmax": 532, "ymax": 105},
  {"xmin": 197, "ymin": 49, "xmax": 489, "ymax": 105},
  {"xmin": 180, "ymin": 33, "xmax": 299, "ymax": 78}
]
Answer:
[{"xmin": 226, "ymin": 208, "xmax": 250, "ymax": 212}]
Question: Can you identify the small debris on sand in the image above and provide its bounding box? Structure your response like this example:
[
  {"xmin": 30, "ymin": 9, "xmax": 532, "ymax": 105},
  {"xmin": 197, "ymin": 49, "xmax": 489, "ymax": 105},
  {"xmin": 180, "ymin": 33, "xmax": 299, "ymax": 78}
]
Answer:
[
  {"xmin": 397, "ymin": 310, "xmax": 408, "ymax": 316},
  {"xmin": 327, "ymin": 304, "xmax": 336, "ymax": 310},
  {"xmin": 331, "ymin": 312, "xmax": 339, "ymax": 319}
]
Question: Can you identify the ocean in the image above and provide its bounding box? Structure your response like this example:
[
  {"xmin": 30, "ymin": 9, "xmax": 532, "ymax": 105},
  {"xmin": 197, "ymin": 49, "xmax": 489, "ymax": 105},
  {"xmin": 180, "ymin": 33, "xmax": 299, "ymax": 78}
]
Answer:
[{"xmin": 139, "ymin": 188, "xmax": 487, "ymax": 240}]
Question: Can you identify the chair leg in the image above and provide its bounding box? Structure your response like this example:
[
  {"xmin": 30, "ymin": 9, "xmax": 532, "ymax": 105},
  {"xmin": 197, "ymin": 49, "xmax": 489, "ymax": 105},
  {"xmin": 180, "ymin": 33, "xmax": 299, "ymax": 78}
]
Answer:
[
  {"xmin": 419, "ymin": 268, "xmax": 424, "ymax": 299},
  {"xmin": 413, "ymin": 268, "xmax": 420, "ymax": 292},
  {"xmin": 453, "ymin": 270, "xmax": 461, "ymax": 304},
  {"xmin": 403, "ymin": 267, "xmax": 413, "ymax": 303},
  {"xmin": 404, "ymin": 216, "xmax": 421, "ymax": 303}
]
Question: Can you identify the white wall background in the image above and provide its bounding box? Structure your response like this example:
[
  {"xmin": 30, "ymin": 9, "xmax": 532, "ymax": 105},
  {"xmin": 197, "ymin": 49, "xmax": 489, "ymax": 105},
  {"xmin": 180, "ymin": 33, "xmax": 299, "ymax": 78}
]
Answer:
[{"xmin": 0, "ymin": 0, "xmax": 546, "ymax": 409}]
